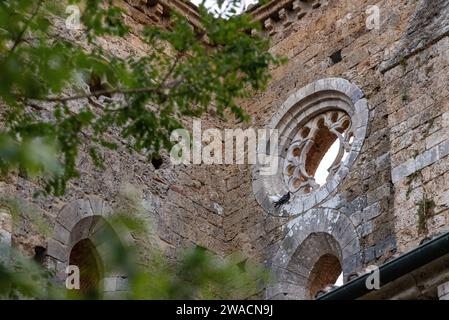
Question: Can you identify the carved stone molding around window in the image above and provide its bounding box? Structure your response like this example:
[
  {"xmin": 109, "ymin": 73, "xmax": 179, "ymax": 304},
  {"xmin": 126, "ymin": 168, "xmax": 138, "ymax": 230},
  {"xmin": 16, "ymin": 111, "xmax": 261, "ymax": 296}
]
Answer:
[{"xmin": 252, "ymin": 78, "xmax": 369, "ymax": 216}]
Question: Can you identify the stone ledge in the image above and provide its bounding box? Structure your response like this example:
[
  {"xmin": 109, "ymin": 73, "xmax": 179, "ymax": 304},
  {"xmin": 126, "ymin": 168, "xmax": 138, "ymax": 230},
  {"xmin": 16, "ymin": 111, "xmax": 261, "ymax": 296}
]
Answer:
[{"xmin": 392, "ymin": 143, "xmax": 444, "ymax": 183}]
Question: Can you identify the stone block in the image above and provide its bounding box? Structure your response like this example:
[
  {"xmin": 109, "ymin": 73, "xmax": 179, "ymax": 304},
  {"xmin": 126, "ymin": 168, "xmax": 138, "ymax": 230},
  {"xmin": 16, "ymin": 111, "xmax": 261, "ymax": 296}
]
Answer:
[
  {"xmin": 362, "ymin": 202, "xmax": 382, "ymax": 221},
  {"xmin": 331, "ymin": 217, "xmax": 351, "ymax": 240},
  {"xmin": 364, "ymin": 246, "xmax": 376, "ymax": 263},
  {"xmin": 439, "ymin": 140, "xmax": 449, "ymax": 158},
  {"xmin": 116, "ymin": 276, "xmax": 129, "ymax": 291},
  {"xmin": 315, "ymin": 187, "xmax": 329, "ymax": 203},
  {"xmin": 342, "ymin": 252, "xmax": 362, "ymax": 275},
  {"xmin": 439, "ymin": 293, "xmax": 449, "ymax": 300},
  {"xmin": 415, "ymin": 146, "xmax": 439, "ymax": 171},
  {"xmin": 47, "ymin": 239, "xmax": 68, "ymax": 262},
  {"xmin": 342, "ymin": 237, "xmax": 360, "ymax": 258},
  {"xmin": 392, "ymin": 159, "xmax": 416, "ymax": 183},
  {"xmin": 375, "ymin": 236, "xmax": 397, "ymax": 259},
  {"xmin": 348, "ymin": 196, "xmax": 368, "ymax": 214},
  {"xmin": 0, "ymin": 229, "xmax": 11, "ymax": 246},
  {"xmin": 103, "ymin": 277, "xmax": 117, "ymax": 292},
  {"xmin": 367, "ymin": 184, "xmax": 391, "ymax": 204},
  {"xmin": 357, "ymin": 221, "xmax": 373, "ymax": 237},
  {"xmin": 53, "ymin": 222, "xmax": 70, "ymax": 246},
  {"xmin": 376, "ymin": 153, "xmax": 390, "ymax": 170},
  {"xmin": 426, "ymin": 130, "xmax": 447, "ymax": 149},
  {"xmin": 350, "ymin": 211, "xmax": 362, "ymax": 227},
  {"xmin": 88, "ymin": 196, "xmax": 104, "ymax": 216},
  {"xmin": 57, "ymin": 202, "xmax": 82, "ymax": 231},
  {"xmin": 302, "ymin": 194, "xmax": 317, "ymax": 212}
]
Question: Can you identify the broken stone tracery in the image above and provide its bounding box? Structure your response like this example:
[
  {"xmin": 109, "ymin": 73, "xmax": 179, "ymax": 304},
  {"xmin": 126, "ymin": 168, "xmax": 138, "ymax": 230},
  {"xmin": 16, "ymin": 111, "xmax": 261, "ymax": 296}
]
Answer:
[{"xmin": 283, "ymin": 110, "xmax": 353, "ymax": 194}]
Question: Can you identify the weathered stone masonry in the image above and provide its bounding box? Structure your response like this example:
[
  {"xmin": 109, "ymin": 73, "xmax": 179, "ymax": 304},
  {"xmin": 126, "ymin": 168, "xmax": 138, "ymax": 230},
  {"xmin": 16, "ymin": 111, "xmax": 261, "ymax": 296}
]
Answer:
[
  {"xmin": 0, "ymin": 0, "xmax": 230, "ymax": 295},
  {"xmin": 229, "ymin": 0, "xmax": 449, "ymax": 299},
  {"xmin": 1, "ymin": 0, "xmax": 449, "ymax": 299}
]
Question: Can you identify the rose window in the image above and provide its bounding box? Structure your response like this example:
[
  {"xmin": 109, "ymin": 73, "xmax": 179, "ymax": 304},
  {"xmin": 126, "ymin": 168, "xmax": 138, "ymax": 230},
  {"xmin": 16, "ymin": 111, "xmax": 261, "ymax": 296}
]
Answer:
[{"xmin": 252, "ymin": 78, "xmax": 369, "ymax": 215}]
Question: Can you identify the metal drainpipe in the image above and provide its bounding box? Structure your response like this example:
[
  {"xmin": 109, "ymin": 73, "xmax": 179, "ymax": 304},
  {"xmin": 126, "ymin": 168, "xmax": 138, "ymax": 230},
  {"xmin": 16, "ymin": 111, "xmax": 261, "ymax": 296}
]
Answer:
[{"xmin": 318, "ymin": 231, "xmax": 449, "ymax": 300}]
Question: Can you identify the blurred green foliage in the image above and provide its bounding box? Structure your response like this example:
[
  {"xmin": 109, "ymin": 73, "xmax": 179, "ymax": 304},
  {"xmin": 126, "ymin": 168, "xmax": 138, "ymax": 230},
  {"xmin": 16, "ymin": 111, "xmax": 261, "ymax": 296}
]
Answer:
[
  {"xmin": 0, "ymin": 0, "xmax": 277, "ymax": 299},
  {"xmin": 0, "ymin": 186, "xmax": 268, "ymax": 299},
  {"xmin": 0, "ymin": 0, "xmax": 283, "ymax": 196}
]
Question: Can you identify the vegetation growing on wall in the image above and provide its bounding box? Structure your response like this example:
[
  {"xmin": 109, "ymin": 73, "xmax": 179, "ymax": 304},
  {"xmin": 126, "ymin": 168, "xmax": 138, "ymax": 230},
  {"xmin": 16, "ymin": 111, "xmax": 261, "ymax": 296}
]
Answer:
[{"xmin": 0, "ymin": 0, "xmax": 282, "ymax": 196}]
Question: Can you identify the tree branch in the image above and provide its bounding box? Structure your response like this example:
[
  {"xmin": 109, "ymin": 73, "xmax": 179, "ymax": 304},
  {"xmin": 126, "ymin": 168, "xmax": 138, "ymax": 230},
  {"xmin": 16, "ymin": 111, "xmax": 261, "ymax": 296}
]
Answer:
[
  {"xmin": 9, "ymin": 0, "xmax": 44, "ymax": 55},
  {"xmin": 158, "ymin": 51, "xmax": 184, "ymax": 90},
  {"xmin": 31, "ymin": 79, "xmax": 183, "ymax": 103}
]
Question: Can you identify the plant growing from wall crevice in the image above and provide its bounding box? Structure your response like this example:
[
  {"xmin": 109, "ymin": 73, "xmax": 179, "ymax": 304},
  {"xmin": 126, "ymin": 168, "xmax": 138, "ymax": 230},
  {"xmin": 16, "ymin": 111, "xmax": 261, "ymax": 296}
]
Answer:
[{"xmin": 417, "ymin": 195, "xmax": 436, "ymax": 235}]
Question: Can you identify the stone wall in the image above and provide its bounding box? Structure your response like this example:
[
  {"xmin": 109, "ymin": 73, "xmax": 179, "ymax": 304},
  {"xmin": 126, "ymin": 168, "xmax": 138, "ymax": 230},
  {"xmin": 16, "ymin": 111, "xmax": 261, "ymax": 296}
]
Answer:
[
  {"xmin": 385, "ymin": 0, "xmax": 449, "ymax": 253},
  {"xmin": 0, "ymin": 0, "xmax": 229, "ymax": 272},
  {"xmin": 224, "ymin": 0, "xmax": 449, "ymax": 298}
]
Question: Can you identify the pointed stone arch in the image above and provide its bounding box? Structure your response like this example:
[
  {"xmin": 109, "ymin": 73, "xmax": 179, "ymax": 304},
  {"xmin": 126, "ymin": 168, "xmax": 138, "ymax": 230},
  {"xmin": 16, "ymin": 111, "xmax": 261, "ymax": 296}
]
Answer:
[
  {"xmin": 266, "ymin": 208, "xmax": 362, "ymax": 300},
  {"xmin": 47, "ymin": 196, "xmax": 132, "ymax": 297}
]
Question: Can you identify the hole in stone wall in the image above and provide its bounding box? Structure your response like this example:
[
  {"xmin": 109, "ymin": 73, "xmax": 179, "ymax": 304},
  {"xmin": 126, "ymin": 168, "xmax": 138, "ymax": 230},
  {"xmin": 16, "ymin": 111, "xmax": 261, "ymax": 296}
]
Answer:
[
  {"xmin": 308, "ymin": 253, "xmax": 342, "ymax": 299},
  {"xmin": 287, "ymin": 165, "xmax": 295, "ymax": 177},
  {"xmin": 88, "ymin": 73, "xmax": 111, "ymax": 98},
  {"xmin": 301, "ymin": 127, "xmax": 310, "ymax": 138},
  {"xmin": 292, "ymin": 147, "xmax": 302, "ymax": 157},
  {"xmin": 330, "ymin": 49, "xmax": 342, "ymax": 65},
  {"xmin": 69, "ymin": 238, "xmax": 103, "ymax": 299},
  {"xmin": 33, "ymin": 246, "xmax": 46, "ymax": 265},
  {"xmin": 151, "ymin": 155, "xmax": 164, "ymax": 169}
]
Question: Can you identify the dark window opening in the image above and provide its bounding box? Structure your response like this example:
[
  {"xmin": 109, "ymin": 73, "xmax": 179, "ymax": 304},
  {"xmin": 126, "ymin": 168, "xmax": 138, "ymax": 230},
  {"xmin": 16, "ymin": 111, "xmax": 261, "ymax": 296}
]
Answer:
[
  {"xmin": 88, "ymin": 73, "xmax": 111, "ymax": 98},
  {"xmin": 151, "ymin": 156, "xmax": 164, "ymax": 170},
  {"xmin": 330, "ymin": 50, "xmax": 343, "ymax": 65},
  {"xmin": 33, "ymin": 246, "xmax": 46, "ymax": 265}
]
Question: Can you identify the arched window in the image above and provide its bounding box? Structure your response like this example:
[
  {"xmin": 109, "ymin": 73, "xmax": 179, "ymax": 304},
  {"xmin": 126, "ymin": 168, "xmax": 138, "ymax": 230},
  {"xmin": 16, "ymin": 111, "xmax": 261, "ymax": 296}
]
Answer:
[
  {"xmin": 266, "ymin": 209, "xmax": 361, "ymax": 300},
  {"xmin": 48, "ymin": 198, "xmax": 131, "ymax": 298},
  {"xmin": 278, "ymin": 232, "xmax": 345, "ymax": 300}
]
